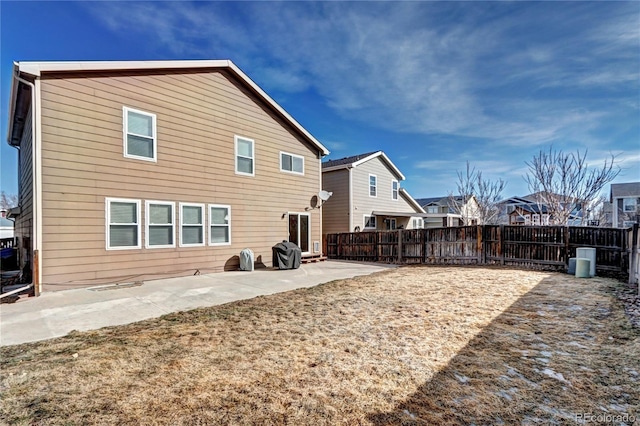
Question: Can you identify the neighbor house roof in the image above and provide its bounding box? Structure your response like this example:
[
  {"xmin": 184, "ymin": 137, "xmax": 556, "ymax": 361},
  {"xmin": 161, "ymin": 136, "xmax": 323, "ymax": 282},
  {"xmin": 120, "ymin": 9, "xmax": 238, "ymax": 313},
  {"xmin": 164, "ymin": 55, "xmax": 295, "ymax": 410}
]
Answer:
[
  {"xmin": 7, "ymin": 60, "xmax": 329, "ymax": 156},
  {"xmin": 322, "ymin": 151, "xmax": 406, "ymax": 180},
  {"xmin": 610, "ymin": 182, "xmax": 640, "ymax": 202},
  {"xmin": 400, "ymin": 188, "xmax": 426, "ymax": 214}
]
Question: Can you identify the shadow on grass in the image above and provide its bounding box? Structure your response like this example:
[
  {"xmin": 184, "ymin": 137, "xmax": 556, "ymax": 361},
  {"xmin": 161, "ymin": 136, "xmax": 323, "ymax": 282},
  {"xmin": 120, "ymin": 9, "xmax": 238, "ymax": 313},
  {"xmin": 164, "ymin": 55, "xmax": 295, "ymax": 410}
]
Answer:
[{"xmin": 367, "ymin": 275, "xmax": 640, "ymax": 425}]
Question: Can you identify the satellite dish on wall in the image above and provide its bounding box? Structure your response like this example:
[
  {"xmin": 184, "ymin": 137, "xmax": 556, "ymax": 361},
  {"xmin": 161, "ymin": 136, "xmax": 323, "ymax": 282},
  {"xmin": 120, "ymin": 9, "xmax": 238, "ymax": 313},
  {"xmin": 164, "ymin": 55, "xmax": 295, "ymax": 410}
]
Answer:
[{"xmin": 318, "ymin": 190, "xmax": 333, "ymax": 202}]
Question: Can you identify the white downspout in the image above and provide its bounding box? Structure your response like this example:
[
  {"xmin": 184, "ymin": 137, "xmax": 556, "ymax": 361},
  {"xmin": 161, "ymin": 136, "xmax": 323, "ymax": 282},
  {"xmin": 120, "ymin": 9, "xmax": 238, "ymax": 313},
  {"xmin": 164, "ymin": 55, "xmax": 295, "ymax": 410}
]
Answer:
[
  {"xmin": 14, "ymin": 71, "xmax": 42, "ymax": 294},
  {"xmin": 348, "ymin": 167, "xmax": 353, "ymax": 232}
]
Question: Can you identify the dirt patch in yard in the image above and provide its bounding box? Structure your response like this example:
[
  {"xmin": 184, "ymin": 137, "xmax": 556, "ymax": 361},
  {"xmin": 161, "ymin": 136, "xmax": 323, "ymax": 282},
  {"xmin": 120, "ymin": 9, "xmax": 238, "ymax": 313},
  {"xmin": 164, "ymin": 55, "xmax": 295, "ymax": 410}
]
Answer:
[{"xmin": 1, "ymin": 266, "xmax": 638, "ymax": 425}]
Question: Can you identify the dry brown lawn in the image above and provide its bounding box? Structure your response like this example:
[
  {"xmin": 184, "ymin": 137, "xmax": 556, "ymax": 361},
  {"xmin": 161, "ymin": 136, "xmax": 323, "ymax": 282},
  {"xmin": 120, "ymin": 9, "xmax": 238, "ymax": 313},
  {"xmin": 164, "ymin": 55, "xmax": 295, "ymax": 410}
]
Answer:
[{"xmin": 1, "ymin": 266, "xmax": 639, "ymax": 425}]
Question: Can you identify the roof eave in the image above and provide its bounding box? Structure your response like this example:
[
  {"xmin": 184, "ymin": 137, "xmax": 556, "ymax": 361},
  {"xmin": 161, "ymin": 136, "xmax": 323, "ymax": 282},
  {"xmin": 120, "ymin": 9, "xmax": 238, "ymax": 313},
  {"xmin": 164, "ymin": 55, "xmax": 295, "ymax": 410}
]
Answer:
[
  {"xmin": 400, "ymin": 188, "xmax": 426, "ymax": 213},
  {"xmin": 14, "ymin": 60, "xmax": 330, "ymax": 156}
]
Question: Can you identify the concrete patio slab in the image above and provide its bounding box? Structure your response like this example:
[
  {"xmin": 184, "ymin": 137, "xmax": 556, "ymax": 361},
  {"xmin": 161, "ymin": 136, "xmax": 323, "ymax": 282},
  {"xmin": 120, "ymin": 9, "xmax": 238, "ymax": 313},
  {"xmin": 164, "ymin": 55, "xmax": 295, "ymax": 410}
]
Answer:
[{"xmin": 0, "ymin": 260, "xmax": 394, "ymax": 346}]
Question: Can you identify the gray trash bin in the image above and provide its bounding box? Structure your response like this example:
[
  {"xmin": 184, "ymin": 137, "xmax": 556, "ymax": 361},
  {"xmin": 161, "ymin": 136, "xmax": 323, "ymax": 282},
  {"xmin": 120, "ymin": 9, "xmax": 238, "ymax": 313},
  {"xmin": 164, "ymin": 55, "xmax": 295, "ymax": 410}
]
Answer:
[
  {"xmin": 239, "ymin": 248, "xmax": 254, "ymax": 271},
  {"xmin": 272, "ymin": 241, "xmax": 301, "ymax": 270}
]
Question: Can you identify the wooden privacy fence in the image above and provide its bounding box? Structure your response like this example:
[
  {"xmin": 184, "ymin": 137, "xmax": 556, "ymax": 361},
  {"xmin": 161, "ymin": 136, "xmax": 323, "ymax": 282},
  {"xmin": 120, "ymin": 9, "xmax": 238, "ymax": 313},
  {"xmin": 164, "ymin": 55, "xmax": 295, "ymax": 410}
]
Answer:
[{"xmin": 325, "ymin": 225, "xmax": 635, "ymax": 280}]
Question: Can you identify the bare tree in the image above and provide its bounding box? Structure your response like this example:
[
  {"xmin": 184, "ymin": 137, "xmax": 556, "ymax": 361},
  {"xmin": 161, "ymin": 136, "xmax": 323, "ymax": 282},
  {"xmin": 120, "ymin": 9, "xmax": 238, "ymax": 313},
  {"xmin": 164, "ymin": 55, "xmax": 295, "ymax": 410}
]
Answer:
[
  {"xmin": 584, "ymin": 195, "xmax": 611, "ymax": 227},
  {"xmin": 1, "ymin": 191, "xmax": 18, "ymax": 211},
  {"xmin": 448, "ymin": 162, "xmax": 507, "ymax": 225},
  {"xmin": 524, "ymin": 147, "xmax": 619, "ymax": 226}
]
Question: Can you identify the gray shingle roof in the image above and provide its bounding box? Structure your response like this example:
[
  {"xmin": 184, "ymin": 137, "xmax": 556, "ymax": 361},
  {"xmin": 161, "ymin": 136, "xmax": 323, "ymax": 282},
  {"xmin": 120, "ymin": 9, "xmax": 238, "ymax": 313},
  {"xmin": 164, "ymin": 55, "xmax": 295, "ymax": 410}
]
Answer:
[
  {"xmin": 322, "ymin": 151, "xmax": 380, "ymax": 169},
  {"xmin": 610, "ymin": 182, "xmax": 640, "ymax": 200}
]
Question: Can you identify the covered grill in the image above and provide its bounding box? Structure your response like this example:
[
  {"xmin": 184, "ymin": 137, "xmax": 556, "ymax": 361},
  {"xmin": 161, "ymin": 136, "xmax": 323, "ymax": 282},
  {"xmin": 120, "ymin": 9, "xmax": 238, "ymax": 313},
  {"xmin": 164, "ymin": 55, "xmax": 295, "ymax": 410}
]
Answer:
[{"xmin": 272, "ymin": 241, "xmax": 301, "ymax": 270}]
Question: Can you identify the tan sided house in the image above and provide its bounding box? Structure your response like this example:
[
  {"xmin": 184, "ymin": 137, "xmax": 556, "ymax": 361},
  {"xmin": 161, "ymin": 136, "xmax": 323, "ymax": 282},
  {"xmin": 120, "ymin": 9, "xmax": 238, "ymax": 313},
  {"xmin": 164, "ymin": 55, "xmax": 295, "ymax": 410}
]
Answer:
[
  {"xmin": 321, "ymin": 151, "xmax": 426, "ymax": 234},
  {"xmin": 6, "ymin": 60, "xmax": 330, "ymax": 293}
]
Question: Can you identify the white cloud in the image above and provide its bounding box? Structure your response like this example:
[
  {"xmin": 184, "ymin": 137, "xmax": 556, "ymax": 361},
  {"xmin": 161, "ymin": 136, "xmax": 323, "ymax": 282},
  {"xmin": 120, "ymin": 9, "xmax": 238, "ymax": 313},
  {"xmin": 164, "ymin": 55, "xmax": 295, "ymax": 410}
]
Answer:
[{"xmin": 86, "ymin": 1, "xmax": 639, "ymax": 158}]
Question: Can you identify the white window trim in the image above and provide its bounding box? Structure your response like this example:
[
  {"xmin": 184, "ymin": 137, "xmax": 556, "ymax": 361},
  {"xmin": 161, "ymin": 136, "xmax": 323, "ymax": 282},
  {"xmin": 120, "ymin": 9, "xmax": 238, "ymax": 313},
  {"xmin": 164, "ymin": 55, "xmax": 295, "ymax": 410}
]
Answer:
[
  {"xmin": 208, "ymin": 204, "xmax": 232, "ymax": 246},
  {"xmin": 123, "ymin": 106, "xmax": 157, "ymax": 163},
  {"xmin": 288, "ymin": 212, "xmax": 312, "ymax": 254},
  {"xmin": 179, "ymin": 202, "xmax": 205, "ymax": 247},
  {"xmin": 145, "ymin": 200, "xmax": 175, "ymax": 249},
  {"xmin": 106, "ymin": 197, "xmax": 141, "ymax": 250},
  {"xmin": 623, "ymin": 198, "xmax": 637, "ymax": 212},
  {"xmin": 235, "ymin": 135, "xmax": 255, "ymax": 177},
  {"xmin": 369, "ymin": 174, "xmax": 377, "ymax": 198},
  {"xmin": 391, "ymin": 180, "xmax": 398, "ymax": 201},
  {"xmin": 364, "ymin": 215, "xmax": 376, "ymax": 230},
  {"xmin": 280, "ymin": 151, "xmax": 305, "ymax": 175}
]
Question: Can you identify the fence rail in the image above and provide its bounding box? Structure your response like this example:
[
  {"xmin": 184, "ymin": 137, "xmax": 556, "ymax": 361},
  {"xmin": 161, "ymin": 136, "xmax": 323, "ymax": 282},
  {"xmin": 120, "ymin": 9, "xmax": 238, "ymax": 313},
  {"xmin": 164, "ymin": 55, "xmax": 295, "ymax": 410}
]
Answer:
[{"xmin": 325, "ymin": 225, "xmax": 635, "ymax": 280}]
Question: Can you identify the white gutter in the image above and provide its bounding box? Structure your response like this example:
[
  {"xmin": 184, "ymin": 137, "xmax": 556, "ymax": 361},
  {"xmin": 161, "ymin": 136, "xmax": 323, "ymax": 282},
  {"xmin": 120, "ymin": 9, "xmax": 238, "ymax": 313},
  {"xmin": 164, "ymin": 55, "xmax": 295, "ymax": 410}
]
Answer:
[
  {"xmin": 13, "ymin": 68, "xmax": 42, "ymax": 294},
  {"xmin": 349, "ymin": 167, "xmax": 353, "ymax": 232}
]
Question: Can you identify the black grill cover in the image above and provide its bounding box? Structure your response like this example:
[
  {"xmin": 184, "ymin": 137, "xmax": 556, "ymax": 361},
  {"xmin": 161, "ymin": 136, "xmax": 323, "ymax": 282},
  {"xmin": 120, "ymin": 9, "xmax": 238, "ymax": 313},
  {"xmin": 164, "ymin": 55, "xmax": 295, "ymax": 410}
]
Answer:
[{"xmin": 272, "ymin": 241, "xmax": 301, "ymax": 269}]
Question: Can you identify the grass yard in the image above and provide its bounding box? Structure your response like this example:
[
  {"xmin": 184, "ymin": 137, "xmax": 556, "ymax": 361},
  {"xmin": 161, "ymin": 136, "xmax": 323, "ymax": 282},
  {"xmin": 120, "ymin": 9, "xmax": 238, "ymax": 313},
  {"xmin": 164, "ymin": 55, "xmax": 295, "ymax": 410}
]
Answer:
[{"xmin": 1, "ymin": 266, "xmax": 638, "ymax": 425}]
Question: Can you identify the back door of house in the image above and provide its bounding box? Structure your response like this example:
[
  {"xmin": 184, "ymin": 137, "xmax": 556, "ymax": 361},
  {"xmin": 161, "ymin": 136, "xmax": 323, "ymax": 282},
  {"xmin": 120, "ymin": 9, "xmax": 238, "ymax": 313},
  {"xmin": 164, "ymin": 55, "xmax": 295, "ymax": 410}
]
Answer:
[{"xmin": 288, "ymin": 213, "xmax": 310, "ymax": 254}]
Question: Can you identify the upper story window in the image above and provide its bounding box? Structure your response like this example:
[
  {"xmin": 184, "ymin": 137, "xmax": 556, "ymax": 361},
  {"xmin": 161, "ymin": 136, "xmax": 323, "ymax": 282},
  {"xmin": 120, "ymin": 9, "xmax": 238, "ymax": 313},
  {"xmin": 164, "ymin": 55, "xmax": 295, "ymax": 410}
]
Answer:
[
  {"xmin": 427, "ymin": 206, "xmax": 438, "ymax": 214},
  {"xmin": 145, "ymin": 201, "xmax": 175, "ymax": 249},
  {"xmin": 209, "ymin": 205, "xmax": 231, "ymax": 246},
  {"xmin": 392, "ymin": 180, "xmax": 399, "ymax": 200},
  {"xmin": 180, "ymin": 203, "xmax": 205, "ymax": 247},
  {"xmin": 280, "ymin": 152, "xmax": 304, "ymax": 175},
  {"xmin": 106, "ymin": 198, "xmax": 141, "ymax": 250},
  {"xmin": 235, "ymin": 136, "xmax": 255, "ymax": 176},
  {"xmin": 123, "ymin": 107, "xmax": 156, "ymax": 162},
  {"xmin": 623, "ymin": 198, "xmax": 638, "ymax": 212},
  {"xmin": 369, "ymin": 174, "xmax": 377, "ymax": 197}
]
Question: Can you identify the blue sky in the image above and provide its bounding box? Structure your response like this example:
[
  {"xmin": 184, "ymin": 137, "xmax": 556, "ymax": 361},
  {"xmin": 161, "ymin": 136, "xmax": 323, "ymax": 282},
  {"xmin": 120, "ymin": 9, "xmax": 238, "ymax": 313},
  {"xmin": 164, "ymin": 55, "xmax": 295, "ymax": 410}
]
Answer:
[{"xmin": 1, "ymin": 1, "xmax": 639, "ymax": 199}]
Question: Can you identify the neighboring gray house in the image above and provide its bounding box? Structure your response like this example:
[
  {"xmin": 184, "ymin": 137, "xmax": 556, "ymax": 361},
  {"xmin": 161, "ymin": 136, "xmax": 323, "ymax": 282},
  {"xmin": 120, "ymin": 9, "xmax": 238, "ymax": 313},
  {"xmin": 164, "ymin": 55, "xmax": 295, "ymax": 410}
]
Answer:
[
  {"xmin": 610, "ymin": 182, "xmax": 640, "ymax": 228},
  {"xmin": 415, "ymin": 196, "xmax": 480, "ymax": 228},
  {"xmin": 321, "ymin": 151, "xmax": 425, "ymax": 234}
]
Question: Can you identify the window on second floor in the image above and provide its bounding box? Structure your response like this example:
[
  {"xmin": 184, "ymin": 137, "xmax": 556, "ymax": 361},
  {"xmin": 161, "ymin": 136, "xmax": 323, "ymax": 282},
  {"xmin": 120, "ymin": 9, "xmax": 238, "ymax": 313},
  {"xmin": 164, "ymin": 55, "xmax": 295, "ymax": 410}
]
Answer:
[
  {"xmin": 123, "ymin": 107, "xmax": 156, "ymax": 162},
  {"xmin": 235, "ymin": 136, "xmax": 255, "ymax": 176},
  {"xmin": 369, "ymin": 175, "xmax": 377, "ymax": 197},
  {"xmin": 392, "ymin": 180, "xmax": 398, "ymax": 200},
  {"xmin": 623, "ymin": 198, "xmax": 638, "ymax": 212},
  {"xmin": 280, "ymin": 152, "xmax": 304, "ymax": 175},
  {"xmin": 427, "ymin": 206, "xmax": 438, "ymax": 214}
]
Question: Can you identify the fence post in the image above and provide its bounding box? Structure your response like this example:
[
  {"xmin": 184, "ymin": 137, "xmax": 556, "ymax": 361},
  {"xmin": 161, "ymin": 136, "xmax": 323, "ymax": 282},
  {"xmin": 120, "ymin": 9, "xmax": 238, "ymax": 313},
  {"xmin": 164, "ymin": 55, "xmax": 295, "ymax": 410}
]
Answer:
[
  {"xmin": 564, "ymin": 226, "xmax": 571, "ymax": 266},
  {"xmin": 629, "ymin": 224, "xmax": 639, "ymax": 287},
  {"xmin": 477, "ymin": 225, "xmax": 483, "ymax": 265},
  {"xmin": 499, "ymin": 225, "xmax": 505, "ymax": 265},
  {"xmin": 422, "ymin": 228, "xmax": 426, "ymax": 263},
  {"xmin": 397, "ymin": 229, "xmax": 403, "ymax": 264}
]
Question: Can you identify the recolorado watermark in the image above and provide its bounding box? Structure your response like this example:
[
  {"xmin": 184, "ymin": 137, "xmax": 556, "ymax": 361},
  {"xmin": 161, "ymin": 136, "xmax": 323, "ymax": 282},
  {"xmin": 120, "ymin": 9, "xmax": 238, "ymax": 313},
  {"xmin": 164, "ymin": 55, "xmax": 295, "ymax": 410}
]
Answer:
[{"xmin": 575, "ymin": 413, "xmax": 636, "ymax": 424}]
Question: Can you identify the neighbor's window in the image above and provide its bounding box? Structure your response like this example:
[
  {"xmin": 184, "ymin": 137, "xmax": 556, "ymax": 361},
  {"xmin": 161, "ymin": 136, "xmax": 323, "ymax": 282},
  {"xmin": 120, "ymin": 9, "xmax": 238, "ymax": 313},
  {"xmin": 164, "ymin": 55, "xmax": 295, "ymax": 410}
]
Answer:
[
  {"xmin": 364, "ymin": 215, "xmax": 376, "ymax": 229},
  {"xmin": 123, "ymin": 107, "xmax": 156, "ymax": 162},
  {"xmin": 369, "ymin": 175, "xmax": 377, "ymax": 197},
  {"xmin": 235, "ymin": 136, "xmax": 255, "ymax": 176},
  {"xmin": 280, "ymin": 152, "xmax": 304, "ymax": 175},
  {"xmin": 145, "ymin": 201, "xmax": 175, "ymax": 248},
  {"xmin": 180, "ymin": 203, "xmax": 205, "ymax": 247},
  {"xmin": 623, "ymin": 198, "xmax": 638, "ymax": 212},
  {"xmin": 427, "ymin": 206, "xmax": 438, "ymax": 214},
  {"xmin": 392, "ymin": 180, "xmax": 398, "ymax": 200},
  {"xmin": 209, "ymin": 205, "xmax": 231, "ymax": 246},
  {"xmin": 106, "ymin": 198, "xmax": 141, "ymax": 250}
]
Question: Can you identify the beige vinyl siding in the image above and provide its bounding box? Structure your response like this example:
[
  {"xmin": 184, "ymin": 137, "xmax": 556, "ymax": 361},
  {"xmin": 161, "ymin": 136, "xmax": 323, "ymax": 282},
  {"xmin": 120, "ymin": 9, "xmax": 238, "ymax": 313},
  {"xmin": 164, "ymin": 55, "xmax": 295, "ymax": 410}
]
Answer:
[
  {"xmin": 321, "ymin": 169, "xmax": 350, "ymax": 234},
  {"xmin": 38, "ymin": 69, "xmax": 322, "ymax": 288},
  {"xmin": 14, "ymin": 107, "xmax": 33, "ymax": 270},
  {"xmin": 352, "ymin": 157, "xmax": 419, "ymax": 229}
]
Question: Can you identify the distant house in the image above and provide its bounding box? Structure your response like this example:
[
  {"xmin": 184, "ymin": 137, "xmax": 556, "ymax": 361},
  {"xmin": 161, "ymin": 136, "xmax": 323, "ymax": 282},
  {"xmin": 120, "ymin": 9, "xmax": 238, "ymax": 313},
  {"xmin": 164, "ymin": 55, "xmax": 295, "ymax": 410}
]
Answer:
[
  {"xmin": 415, "ymin": 196, "xmax": 480, "ymax": 228},
  {"xmin": 610, "ymin": 182, "xmax": 640, "ymax": 228},
  {"xmin": 499, "ymin": 194, "xmax": 582, "ymax": 226},
  {"xmin": 321, "ymin": 151, "xmax": 426, "ymax": 233},
  {"xmin": 6, "ymin": 60, "xmax": 330, "ymax": 292}
]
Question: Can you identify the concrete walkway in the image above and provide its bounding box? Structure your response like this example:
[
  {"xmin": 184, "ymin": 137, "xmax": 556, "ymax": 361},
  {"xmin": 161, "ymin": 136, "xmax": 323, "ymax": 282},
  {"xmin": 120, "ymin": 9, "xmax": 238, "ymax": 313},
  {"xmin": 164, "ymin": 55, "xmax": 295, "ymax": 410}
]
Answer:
[{"xmin": 0, "ymin": 261, "xmax": 394, "ymax": 346}]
